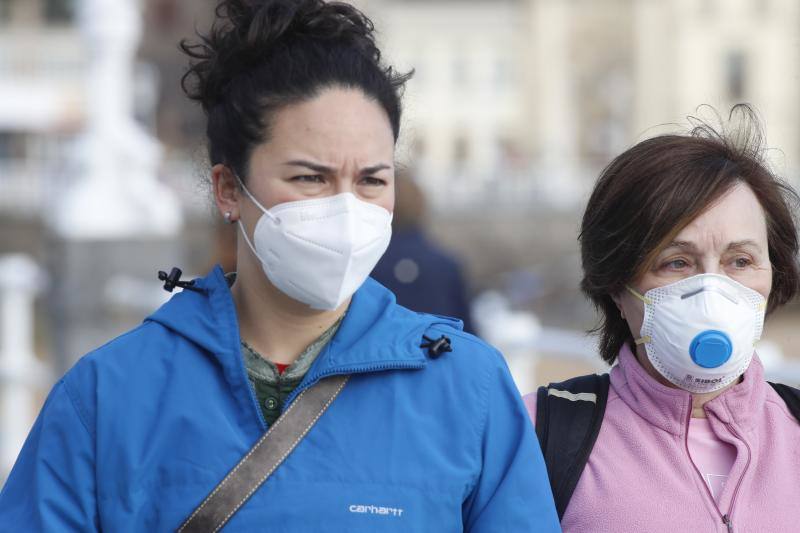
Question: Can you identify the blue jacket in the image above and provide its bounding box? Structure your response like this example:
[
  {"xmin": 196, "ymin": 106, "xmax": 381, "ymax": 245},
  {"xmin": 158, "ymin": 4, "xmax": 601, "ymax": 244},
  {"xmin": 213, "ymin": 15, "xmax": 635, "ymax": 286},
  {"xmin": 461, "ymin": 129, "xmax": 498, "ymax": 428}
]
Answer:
[{"xmin": 0, "ymin": 267, "xmax": 559, "ymax": 532}]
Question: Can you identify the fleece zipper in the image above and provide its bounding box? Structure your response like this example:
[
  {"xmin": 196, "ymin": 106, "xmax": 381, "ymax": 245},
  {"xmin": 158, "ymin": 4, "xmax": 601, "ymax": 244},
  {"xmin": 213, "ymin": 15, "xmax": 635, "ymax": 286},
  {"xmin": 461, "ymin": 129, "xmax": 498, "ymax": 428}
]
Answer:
[{"xmin": 682, "ymin": 400, "xmax": 751, "ymax": 533}]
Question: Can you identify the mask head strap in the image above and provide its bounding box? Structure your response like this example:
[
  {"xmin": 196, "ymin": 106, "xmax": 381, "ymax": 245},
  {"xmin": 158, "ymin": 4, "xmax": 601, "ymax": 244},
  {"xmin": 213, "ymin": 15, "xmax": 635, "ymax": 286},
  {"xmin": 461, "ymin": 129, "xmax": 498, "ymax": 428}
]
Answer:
[
  {"xmin": 624, "ymin": 285, "xmax": 653, "ymax": 345},
  {"xmin": 625, "ymin": 285, "xmax": 653, "ymax": 305}
]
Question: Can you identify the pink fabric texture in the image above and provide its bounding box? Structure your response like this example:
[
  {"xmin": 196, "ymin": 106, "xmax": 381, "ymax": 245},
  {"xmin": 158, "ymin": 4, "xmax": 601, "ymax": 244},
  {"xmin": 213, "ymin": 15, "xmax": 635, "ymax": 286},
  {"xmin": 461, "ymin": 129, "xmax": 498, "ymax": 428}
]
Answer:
[
  {"xmin": 523, "ymin": 344, "xmax": 800, "ymax": 532},
  {"xmin": 688, "ymin": 417, "xmax": 736, "ymax": 502}
]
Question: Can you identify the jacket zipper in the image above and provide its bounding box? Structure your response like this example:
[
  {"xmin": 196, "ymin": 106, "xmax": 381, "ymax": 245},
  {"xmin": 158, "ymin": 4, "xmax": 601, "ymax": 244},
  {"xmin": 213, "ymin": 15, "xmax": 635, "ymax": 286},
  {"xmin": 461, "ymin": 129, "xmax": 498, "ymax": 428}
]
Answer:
[
  {"xmin": 683, "ymin": 402, "xmax": 751, "ymax": 533},
  {"xmin": 283, "ymin": 361, "xmax": 426, "ymax": 409}
]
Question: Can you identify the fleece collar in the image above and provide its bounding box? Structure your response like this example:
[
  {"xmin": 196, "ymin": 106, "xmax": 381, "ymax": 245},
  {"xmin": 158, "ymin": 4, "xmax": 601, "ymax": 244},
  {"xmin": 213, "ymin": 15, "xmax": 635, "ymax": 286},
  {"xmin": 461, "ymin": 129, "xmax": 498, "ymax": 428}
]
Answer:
[{"xmin": 610, "ymin": 344, "xmax": 767, "ymax": 435}]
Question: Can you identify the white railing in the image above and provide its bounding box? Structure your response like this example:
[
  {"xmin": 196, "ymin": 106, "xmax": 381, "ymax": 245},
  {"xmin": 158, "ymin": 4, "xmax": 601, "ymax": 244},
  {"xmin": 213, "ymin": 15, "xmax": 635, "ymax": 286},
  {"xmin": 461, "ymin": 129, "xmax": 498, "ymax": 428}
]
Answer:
[{"xmin": 0, "ymin": 255, "xmax": 50, "ymax": 481}]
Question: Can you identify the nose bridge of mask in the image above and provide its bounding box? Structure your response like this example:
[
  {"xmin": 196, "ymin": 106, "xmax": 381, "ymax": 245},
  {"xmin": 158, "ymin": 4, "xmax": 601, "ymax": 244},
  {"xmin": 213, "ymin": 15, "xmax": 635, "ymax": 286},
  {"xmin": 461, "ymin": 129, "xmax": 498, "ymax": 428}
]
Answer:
[{"xmin": 680, "ymin": 284, "xmax": 739, "ymax": 305}]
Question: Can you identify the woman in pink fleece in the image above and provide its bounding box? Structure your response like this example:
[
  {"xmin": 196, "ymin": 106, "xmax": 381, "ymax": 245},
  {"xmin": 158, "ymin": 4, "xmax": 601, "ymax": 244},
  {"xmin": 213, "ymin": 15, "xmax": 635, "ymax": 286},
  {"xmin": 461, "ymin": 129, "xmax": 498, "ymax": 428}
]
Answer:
[{"xmin": 525, "ymin": 106, "xmax": 800, "ymax": 532}]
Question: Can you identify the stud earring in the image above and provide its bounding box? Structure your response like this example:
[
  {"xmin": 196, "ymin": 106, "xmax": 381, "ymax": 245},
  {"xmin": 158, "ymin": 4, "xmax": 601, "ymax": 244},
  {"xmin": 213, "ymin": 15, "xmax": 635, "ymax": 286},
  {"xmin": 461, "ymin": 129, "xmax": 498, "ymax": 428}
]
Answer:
[{"xmin": 224, "ymin": 211, "xmax": 233, "ymax": 224}]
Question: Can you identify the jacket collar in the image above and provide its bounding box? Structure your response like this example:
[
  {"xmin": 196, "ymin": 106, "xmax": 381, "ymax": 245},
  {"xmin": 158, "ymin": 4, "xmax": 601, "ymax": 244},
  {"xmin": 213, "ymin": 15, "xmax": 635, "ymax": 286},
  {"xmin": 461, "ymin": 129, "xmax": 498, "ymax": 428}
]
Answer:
[
  {"xmin": 146, "ymin": 266, "xmax": 458, "ymax": 384},
  {"xmin": 611, "ymin": 343, "xmax": 767, "ymax": 435}
]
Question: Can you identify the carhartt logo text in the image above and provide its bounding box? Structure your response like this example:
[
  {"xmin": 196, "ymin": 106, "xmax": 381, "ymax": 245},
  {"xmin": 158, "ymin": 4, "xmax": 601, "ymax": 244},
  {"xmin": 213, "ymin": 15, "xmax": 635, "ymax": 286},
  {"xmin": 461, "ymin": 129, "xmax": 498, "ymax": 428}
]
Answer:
[{"xmin": 349, "ymin": 504, "xmax": 404, "ymax": 517}]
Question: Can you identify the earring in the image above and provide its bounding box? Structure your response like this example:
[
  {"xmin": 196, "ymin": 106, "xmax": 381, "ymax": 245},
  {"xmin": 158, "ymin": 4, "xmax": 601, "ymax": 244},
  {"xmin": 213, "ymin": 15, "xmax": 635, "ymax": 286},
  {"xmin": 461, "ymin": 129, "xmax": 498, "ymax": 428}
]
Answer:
[{"xmin": 224, "ymin": 211, "xmax": 233, "ymax": 224}]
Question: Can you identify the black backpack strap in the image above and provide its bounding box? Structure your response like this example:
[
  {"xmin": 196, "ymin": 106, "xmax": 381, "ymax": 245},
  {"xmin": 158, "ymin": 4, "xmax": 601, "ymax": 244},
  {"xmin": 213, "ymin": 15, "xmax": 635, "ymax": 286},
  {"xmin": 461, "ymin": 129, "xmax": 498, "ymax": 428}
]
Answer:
[
  {"xmin": 768, "ymin": 382, "xmax": 800, "ymax": 423},
  {"xmin": 535, "ymin": 373, "xmax": 610, "ymax": 521}
]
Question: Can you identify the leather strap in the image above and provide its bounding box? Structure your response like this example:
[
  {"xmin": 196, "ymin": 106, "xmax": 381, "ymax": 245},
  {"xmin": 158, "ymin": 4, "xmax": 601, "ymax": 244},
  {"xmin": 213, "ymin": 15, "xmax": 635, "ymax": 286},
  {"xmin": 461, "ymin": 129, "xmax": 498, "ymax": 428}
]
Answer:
[{"xmin": 178, "ymin": 374, "xmax": 350, "ymax": 532}]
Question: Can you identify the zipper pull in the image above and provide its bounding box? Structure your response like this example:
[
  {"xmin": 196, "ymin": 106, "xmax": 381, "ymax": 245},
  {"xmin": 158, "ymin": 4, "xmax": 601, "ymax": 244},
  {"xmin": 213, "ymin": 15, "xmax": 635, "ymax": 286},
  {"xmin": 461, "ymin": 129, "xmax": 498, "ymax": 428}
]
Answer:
[{"xmin": 722, "ymin": 514, "xmax": 733, "ymax": 533}]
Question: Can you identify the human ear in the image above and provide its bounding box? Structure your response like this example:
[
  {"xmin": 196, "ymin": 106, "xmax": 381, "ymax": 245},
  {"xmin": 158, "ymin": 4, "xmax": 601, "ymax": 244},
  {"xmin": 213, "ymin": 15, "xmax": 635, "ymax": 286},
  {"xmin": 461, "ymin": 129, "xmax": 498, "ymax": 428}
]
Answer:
[{"xmin": 212, "ymin": 164, "xmax": 240, "ymax": 223}]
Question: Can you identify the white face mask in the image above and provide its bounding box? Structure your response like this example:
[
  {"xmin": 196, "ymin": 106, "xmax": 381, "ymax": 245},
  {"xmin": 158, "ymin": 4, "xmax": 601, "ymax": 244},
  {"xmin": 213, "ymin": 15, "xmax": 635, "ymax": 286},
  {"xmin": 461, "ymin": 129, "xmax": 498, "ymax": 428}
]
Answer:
[
  {"xmin": 236, "ymin": 180, "xmax": 393, "ymax": 310},
  {"xmin": 627, "ymin": 273, "xmax": 767, "ymax": 393}
]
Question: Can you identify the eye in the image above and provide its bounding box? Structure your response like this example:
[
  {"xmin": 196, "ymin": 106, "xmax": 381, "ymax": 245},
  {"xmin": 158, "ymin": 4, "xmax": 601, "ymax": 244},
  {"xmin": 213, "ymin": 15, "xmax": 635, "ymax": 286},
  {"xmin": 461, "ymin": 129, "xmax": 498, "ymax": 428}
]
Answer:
[
  {"xmin": 732, "ymin": 256, "xmax": 753, "ymax": 269},
  {"xmin": 292, "ymin": 175, "xmax": 325, "ymax": 184},
  {"xmin": 661, "ymin": 258, "xmax": 690, "ymax": 271},
  {"xmin": 359, "ymin": 176, "xmax": 387, "ymax": 187}
]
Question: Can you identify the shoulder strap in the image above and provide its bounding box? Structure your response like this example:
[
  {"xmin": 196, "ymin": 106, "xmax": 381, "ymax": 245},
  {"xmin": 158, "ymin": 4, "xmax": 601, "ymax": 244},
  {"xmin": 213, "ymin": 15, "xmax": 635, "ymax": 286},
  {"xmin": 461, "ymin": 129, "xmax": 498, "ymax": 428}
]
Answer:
[
  {"xmin": 535, "ymin": 373, "xmax": 610, "ymax": 521},
  {"xmin": 178, "ymin": 374, "xmax": 350, "ymax": 533},
  {"xmin": 769, "ymin": 381, "xmax": 800, "ymax": 423}
]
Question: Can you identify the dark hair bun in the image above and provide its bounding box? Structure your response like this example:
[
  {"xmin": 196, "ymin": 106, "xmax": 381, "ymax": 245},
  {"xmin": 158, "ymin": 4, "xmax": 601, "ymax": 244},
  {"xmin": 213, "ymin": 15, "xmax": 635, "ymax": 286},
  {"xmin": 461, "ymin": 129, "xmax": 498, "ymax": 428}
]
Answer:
[
  {"xmin": 181, "ymin": 0, "xmax": 383, "ymax": 111},
  {"xmin": 180, "ymin": 0, "xmax": 410, "ymax": 178}
]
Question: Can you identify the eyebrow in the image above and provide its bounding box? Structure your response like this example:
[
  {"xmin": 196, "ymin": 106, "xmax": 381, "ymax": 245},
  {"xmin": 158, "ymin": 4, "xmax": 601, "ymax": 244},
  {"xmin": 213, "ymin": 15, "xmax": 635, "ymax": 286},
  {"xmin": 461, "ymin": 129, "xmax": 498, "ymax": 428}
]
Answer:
[
  {"xmin": 661, "ymin": 239, "xmax": 763, "ymax": 253},
  {"xmin": 284, "ymin": 160, "xmax": 392, "ymax": 175},
  {"xmin": 726, "ymin": 239, "xmax": 763, "ymax": 253},
  {"xmin": 662, "ymin": 240, "xmax": 698, "ymax": 252}
]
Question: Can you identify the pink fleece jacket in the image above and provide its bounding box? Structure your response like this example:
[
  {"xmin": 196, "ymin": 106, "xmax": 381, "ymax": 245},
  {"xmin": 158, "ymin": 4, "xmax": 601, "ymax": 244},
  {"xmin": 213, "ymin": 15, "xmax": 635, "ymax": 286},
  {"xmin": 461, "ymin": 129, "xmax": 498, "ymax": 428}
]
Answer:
[{"xmin": 523, "ymin": 345, "xmax": 800, "ymax": 532}]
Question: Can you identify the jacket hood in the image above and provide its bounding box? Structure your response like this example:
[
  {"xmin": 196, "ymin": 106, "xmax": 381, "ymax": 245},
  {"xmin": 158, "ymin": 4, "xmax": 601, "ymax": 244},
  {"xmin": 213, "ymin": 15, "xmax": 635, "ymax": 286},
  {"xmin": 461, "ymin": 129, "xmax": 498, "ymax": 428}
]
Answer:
[{"xmin": 146, "ymin": 266, "xmax": 463, "ymax": 378}]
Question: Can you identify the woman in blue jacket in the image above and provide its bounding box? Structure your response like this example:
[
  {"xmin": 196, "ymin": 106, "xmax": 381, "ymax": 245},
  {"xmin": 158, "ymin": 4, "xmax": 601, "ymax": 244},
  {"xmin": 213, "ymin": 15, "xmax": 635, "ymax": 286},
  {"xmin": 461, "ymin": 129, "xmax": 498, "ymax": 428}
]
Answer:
[{"xmin": 0, "ymin": 1, "xmax": 558, "ymax": 531}]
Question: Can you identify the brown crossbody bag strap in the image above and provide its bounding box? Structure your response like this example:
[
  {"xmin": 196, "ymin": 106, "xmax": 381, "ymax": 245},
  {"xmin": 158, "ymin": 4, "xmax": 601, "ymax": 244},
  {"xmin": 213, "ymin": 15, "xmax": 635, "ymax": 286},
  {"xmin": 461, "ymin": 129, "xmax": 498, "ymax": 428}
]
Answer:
[{"xmin": 177, "ymin": 374, "xmax": 350, "ymax": 533}]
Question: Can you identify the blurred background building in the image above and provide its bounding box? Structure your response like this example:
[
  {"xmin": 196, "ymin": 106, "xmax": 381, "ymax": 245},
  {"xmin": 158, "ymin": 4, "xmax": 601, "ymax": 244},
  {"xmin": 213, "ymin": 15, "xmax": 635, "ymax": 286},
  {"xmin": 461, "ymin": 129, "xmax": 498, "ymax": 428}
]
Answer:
[{"xmin": 1, "ymin": 0, "xmax": 799, "ymax": 479}]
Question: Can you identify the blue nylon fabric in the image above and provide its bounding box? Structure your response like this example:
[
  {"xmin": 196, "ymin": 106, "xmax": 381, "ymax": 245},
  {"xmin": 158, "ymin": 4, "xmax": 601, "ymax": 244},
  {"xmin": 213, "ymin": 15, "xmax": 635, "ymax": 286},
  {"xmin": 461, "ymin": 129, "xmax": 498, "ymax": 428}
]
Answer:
[{"xmin": 0, "ymin": 266, "xmax": 560, "ymax": 532}]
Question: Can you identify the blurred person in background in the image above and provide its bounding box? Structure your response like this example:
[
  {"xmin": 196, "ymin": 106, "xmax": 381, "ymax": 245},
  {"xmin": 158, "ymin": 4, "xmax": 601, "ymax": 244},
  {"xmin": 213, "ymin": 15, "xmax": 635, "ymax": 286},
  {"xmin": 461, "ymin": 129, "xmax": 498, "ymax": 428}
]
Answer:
[
  {"xmin": 526, "ymin": 105, "xmax": 800, "ymax": 532},
  {"xmin": 0, "ymin": 0, "xmax": 559, "ymax": 531},
  {"xmin": 371, "ymin": 171, "xmax": 475, "ymax": 333}
]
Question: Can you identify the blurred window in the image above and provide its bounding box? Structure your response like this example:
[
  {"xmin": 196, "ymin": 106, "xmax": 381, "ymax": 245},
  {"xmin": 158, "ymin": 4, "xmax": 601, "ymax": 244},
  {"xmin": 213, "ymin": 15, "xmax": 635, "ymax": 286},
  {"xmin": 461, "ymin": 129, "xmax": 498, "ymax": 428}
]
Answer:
[
  {"xmin": 725, "ymin": 51, "xmax": 747, "ymax": 101},
  {"xmin": 43, "ymin": 0, "xmax": 75, "ymax": 24}
]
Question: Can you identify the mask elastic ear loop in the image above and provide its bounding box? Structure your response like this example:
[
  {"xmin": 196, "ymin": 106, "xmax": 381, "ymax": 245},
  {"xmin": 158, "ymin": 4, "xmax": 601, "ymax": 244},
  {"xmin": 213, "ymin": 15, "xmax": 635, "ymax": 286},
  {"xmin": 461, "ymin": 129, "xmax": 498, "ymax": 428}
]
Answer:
[
  {"xmin": 236, "ymin": 219, "xmax": 268, "ymax": 267},
  {"xmin": 234, "ymin": 174, "xmax": 280, "ymax": 224},
  {"xmin": 625, "ymin": 285, "xmax": 652, "ymax": 345}
]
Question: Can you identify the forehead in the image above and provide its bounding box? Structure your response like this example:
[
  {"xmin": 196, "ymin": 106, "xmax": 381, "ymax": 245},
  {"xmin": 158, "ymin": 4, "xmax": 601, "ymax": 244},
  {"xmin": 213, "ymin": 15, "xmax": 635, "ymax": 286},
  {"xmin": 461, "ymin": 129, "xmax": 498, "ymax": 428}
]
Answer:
[
  {"xmin": 672, "ymin": 182, "xmax": 768, "ymax": 247},
  {"xmin": 263, "ymin": 87, "xmax": 395, "ymax": 164}
]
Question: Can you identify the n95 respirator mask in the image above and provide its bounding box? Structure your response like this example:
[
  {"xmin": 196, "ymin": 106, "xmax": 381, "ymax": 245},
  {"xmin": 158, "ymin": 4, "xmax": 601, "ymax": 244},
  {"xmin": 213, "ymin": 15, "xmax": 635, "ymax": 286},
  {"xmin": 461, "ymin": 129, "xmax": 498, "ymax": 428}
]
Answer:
[
  {"xmin": 236, "ymin": 181, "xmax": 392, "ymax": 311},
  {"xmin": 627, "ymin": 274, "xmax": 766, "ymax": 393}
]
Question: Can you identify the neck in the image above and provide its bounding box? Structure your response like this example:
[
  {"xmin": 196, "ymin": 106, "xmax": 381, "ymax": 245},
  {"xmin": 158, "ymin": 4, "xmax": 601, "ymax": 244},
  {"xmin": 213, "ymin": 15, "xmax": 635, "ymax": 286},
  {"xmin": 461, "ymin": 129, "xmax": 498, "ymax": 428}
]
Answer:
[
  {"xmin": 633, "ymin": 344, "xmax": 738, "ymax": 418},
  {"xmin": 232, "ymin": 254, "xmax": 348, "ymax": 366}
]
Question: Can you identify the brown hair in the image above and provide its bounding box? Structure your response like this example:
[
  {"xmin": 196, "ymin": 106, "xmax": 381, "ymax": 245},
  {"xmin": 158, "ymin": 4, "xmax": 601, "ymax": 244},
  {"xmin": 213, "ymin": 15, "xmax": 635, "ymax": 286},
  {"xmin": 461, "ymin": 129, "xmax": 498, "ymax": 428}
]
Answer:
[{"xmin": 580, "ymin": 105, "xmax": 800, "ymax": 364}]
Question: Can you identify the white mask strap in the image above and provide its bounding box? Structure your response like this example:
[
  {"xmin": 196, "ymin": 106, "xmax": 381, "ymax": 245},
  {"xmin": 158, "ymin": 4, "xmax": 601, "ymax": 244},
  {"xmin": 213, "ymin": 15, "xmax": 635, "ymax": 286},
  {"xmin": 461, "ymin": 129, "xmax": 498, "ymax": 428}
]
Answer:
[
  {"xmin": 235, "ymin": 174, "xmax": 279, "ymax": 223},
  {"xmin": 236, "ymin": 219, "xmax": 267, "ymax": 266}
]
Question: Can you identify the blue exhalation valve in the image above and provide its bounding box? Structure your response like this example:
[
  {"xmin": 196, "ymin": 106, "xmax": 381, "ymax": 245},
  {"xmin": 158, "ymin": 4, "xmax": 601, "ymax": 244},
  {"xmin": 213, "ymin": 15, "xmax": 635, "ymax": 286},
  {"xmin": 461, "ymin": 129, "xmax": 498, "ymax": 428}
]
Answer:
[{"xmin": 689, "ymin": 330, "xmax": 733, "ymax": 368}]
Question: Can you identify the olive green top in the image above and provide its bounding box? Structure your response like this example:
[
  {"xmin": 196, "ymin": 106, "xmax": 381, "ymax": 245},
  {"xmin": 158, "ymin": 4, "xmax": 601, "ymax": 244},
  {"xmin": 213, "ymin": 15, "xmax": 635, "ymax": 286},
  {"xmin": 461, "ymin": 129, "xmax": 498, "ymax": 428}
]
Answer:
[{"xmin": 241, "ymin": 315, "xmax": 343, "ymax": 427}]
